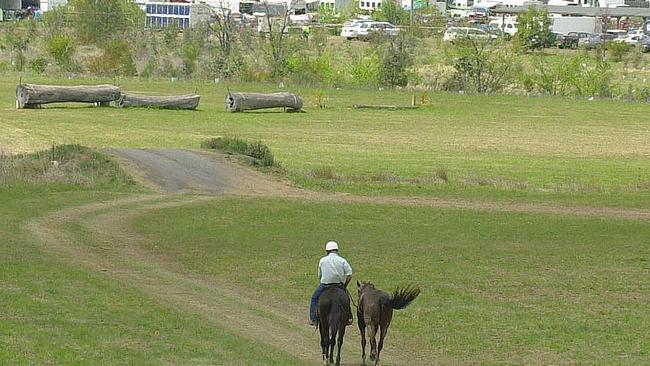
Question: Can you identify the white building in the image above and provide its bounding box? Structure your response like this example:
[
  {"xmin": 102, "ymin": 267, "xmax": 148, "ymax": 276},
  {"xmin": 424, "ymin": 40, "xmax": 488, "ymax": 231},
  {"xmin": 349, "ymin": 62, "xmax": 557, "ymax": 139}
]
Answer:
[{"xmin": 39, "ymin": 0, "xmax": 67, "ymax": 11}]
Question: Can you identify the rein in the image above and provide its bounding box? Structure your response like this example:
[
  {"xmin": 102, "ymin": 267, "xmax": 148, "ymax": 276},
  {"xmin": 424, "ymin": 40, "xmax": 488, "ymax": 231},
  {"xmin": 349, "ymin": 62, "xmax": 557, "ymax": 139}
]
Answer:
[{"xmin": 348, "ymin": 290, "xmax": 358, "ymax": 309}]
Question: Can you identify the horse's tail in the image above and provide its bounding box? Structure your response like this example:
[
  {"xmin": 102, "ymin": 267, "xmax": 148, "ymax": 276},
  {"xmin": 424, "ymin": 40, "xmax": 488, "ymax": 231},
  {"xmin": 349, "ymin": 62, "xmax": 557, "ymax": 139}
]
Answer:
[
  {"xmin": 329, "ymin": 290, "xmax": 346, "ymax": 336},
  {"xmin": 388, "ymin": 285, "xmax": 421, "ymax": 310}
]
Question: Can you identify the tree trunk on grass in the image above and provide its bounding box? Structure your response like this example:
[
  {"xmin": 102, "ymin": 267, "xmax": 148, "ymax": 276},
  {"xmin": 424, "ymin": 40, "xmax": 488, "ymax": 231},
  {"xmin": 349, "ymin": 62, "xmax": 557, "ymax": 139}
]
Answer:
[
  {"xmin": 226, "ymin": 92, "xmax": 303, "ymax": 112},
  {"xmin": 16, "ymin": 84, "xmax": 121, "ymax": 109},
  {"xmin": 117, "ymin": 93, "xmax": 201, "ymax": 110}
]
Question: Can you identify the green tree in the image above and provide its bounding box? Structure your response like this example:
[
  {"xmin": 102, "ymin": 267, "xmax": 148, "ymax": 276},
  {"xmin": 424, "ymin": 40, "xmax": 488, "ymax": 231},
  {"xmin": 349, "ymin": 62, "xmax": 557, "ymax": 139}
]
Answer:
[
  {"xmin": 515, "ymin": 6, "xmax": 553, "ymax": 52},
  {"xmin": 449, "ymin": 39, "xmax": 520, "ymax": 93},
  {"xmin": 378, "ymin": 33, "xmax": 414, "ymax": 87},
  {"xmin": 2, "ymin": 26, "xmax": 30, "ymax": 71},
  {"xmin": 67, "ymin": 0, "xmax": 144, "ymax": 44},
  {"xmin": 373, "ymin": 0, "xmax": 409, "ymax": 26}
]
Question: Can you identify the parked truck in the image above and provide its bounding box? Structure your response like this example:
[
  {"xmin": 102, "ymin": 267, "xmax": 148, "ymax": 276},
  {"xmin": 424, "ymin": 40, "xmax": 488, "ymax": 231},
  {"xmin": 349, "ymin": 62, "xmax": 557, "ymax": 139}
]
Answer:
[{"xmin": 552, "ymin": 16, "xmax": 598, "ymax": 35}]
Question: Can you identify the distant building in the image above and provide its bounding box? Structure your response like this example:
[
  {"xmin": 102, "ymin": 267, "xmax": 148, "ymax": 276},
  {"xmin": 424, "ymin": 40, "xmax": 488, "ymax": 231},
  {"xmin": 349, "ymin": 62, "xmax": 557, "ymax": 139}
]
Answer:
[
  {"xmin": 142, "ymin": 1, "xmax": 212, "ymax": 29},
  {"xmin": 39, "ymin": 0, "xmax": 67, "ymax": 11},
  {"xmin": 0, "ymin": 0, "xmax": 22, "ymax": 10}
]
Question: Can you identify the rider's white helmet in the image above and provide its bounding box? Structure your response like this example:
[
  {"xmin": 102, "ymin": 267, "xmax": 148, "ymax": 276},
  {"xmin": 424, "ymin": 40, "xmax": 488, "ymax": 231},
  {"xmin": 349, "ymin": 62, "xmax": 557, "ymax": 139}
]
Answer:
[{"xmin": 325, "ymin": 241, "xmax": 339, "ymax": 251}]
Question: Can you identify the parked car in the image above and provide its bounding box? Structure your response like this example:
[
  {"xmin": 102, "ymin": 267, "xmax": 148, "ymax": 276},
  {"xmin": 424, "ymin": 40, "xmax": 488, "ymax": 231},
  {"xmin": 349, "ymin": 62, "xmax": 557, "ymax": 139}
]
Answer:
[
  {"xmin": 578, "ymin": 33, "xmax": 616, "ymax": 49},
  {"xmin": 557, "ymin": 32, "xmax": 590, "ymax": 48},
  {"xmin": 341, "ymin": 21, "xmax": 398, "ymax": 40},
  {"xmin": 614, "ymin": 33, "xmax": 646, "ymax": 45},
  {"xmin": 354, "ymin": 21, "xmax": 400, "ymax": 40},
  {"xmin": 640, "ymin": 37, "xmax": 650, "ymax": 52},
  {"xmin": 443, "ymin": 27, "xmax": 494, "ymax": 43},
  {"xmin": 340, "ymin": 19, "xmax": 372, "ymax": 39}
]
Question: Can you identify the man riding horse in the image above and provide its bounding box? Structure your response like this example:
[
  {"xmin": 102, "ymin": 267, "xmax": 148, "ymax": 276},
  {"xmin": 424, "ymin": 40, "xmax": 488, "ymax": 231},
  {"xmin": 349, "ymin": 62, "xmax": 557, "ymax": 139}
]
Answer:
[{"xmin": 309, "ymin": 241, "xmax": 354, "ymax": 326}]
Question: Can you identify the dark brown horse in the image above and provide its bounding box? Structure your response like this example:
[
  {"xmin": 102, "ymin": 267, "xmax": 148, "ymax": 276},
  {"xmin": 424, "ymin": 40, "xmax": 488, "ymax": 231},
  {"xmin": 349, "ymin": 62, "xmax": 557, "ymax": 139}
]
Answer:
[
  {"xmin": 316, "ymin": 285, "xmax": 352, "ymax": 365},
  {"xmin": 357, "ymin": 281, "xmax": 420, "ymax": 365}
]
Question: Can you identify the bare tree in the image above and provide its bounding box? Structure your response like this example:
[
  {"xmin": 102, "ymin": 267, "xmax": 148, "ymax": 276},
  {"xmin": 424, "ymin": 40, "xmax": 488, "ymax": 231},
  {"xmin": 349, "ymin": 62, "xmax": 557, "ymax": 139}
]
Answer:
[
  {"xmin": 262, "ymin": 0, "xmax": 292, "ymax": 76},
  {"xmin": 207, "ymin": 1, "xmax": 235, "ymax": 58}
]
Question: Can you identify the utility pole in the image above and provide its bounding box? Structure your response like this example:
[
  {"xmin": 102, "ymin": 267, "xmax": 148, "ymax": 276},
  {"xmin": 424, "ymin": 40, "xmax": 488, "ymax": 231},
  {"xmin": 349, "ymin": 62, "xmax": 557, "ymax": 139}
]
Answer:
[{"xmin": 410, "ymin": 0, "xmax": 414, "ymax": 26}]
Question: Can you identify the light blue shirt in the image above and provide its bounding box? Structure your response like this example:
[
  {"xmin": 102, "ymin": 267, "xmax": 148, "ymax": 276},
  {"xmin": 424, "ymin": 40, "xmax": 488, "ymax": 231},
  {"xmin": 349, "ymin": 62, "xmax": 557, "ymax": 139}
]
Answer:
[{"xmin": 318, "ymin": 252, "xmax": 352, "ymax": 284}]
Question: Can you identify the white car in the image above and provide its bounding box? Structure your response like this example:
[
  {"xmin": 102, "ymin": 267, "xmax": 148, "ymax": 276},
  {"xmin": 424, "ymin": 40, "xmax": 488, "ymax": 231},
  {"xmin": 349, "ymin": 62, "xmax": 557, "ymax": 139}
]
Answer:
[
  {"xmin": 341, "ymin": 20, "xmax": 372, "ymax": 40},
  {"xmin": 342, "ymin": 21, "xmax": 399, "ymax": 40},
  {"xmin": 443, "ymin": 27, "xmax": 494, "ymax": 42},
  {"xmin": 614, "ymin": 33, "xmax": 646, "ymax": 45}
]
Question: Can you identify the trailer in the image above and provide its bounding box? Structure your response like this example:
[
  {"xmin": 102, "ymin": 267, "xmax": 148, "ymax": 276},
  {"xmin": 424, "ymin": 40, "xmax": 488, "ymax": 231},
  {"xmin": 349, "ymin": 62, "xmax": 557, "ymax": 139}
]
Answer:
[{"xmin": 551, "ymin": 16, "xmax": 598, "ymax": 35}]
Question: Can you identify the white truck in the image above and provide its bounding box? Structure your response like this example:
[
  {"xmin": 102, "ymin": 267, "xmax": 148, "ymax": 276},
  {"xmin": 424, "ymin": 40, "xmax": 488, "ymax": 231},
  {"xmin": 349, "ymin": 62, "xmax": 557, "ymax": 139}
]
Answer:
[{"xmin": 551, "ymin": 16, "xmax": 597, "ymax": 35}]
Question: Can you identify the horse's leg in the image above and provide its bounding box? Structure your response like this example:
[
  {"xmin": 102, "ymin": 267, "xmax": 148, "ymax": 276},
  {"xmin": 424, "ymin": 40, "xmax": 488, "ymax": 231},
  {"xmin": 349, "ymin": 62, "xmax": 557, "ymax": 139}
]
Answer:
[
  {"xmin": 358, "ymin": 314, "xmax": 367, "ymax": 364},
  {"xmin": 329, "ymin": 329, "xmax": 336, "ymax": 364},
  {"xmin": 320, "ymin": 318, "xmax": 329, "ymax": 365},
  {"xmin": 367, "ymin": 324, "xmax": 377, "ymax": 361},
  {"xmin": 336, "ymin": 324, "xmax": 345, "ymax": 366},
  {"xmin": 375, "ymin": 311, "xmax": 393, "ymax": 366}
]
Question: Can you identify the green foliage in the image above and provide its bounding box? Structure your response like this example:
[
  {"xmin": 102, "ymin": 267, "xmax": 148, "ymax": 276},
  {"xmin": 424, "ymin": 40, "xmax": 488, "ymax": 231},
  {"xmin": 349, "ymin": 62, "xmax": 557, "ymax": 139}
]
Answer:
[
  {"xmin": 87, "ymin": 39, "xmax": 137, "ymax": 76},
  {"xmin": 348, "ymin": 50, "xmax": 381, "ymax": 86},
  {"xmin": 522, "ymin": 55, "xmax": 612, "ymax": 97},
  {"xmin": 372, "ymin": 0, "xmax": 409, "ymax": 26},
  {"xmin": 515, "ymin": 6, "xmax": 553, "ymax": 52},
  {"xmin": 67, "ymin": 0, "xmax": 145, "ymax": 44},
  {"xmin": 378, "ymin": 34, "xmax": 414, "ymax": 87},
  {"xmin": 201, "ymin": 137, "xmax": 276, "ymax": 167},
  {"xmin": 317, "ymin": 5, "xmax": 341, "ymax": 25},
  {"xmin": 47, "ymin": 34, "xmax": 76, "ymax": 71},
  {"xmin": 2, "ymin": 25, "xmax": 30, "ymax": 71},
  {"xmin": 0, "ymin": 145, "xmax": 134, "ymax": 189},
  {"xmin": 449, "ymin": 39, "xmax": 520, "ymax": 93},
  {"xmin": 286, "ymin": 51, "xmax": 340, "ymax": 86},
  {"xmin": 29, "ymin": 57, "xmax": 48, "ymax": 74},
  {"xmin": 181, "ymin": 44, "xmax": 201, "ymax": 77},
  {"xmin": 606, "ymin": 41, "xmax": 629, "ymax": 62}
]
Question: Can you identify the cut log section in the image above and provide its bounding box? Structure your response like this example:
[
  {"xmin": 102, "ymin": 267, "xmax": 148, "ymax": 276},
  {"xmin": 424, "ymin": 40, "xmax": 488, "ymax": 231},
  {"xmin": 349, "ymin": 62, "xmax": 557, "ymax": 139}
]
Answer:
[
  {"xmin": 117, "ymin": 93, "xmax": 201, "ymax": 110},
  {"xmin": 16, "ymin": 83, "xmax": 121, "ymax": 109},
  {"xmin": 353, "ymin": 104, "xmax": 420, "ymax": 110},
  {"xmin": 226, "ymin": 92, "xmax": 303, "ymax": 112}
]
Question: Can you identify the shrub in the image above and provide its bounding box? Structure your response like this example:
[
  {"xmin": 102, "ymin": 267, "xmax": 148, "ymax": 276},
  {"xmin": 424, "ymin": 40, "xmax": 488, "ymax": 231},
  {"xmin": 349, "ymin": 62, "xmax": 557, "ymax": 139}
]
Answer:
[
  {"xmin": 378, "ymin": 34, "xmax": 414, "ymax": 87},
  {"xmin": 29, "ymin": 57, "xmax": 48, "ymax": 74},
  {"xmin": 47, "ymin": 34, "xmax": 76, "ymax": 71},
  {"xmin": 87, "ymin": 39, "xmax": 137, "ymax": 76},
  {"xmin": 200, "ymin": 137, "xmax": 276, "ymax": 167},
  {"xmin": 246, "ymin": 141, "xmax": 275, "ymax": 167},
  {"xmin": 448, "ymin": 39, "xmax": 520, "ymax": 93},
  {"xmin": 348, "ymin": 51, "xmax": 380, "ymax": 87},
  {"xmin": 606, "ymin": 41, "xmax": 629, "ymax": 62}
]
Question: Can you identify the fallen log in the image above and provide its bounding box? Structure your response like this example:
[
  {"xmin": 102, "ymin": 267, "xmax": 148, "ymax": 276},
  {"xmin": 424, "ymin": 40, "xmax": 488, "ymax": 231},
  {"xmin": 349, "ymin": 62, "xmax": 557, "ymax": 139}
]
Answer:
[
  {"xmin": 353, "ymin": 104, "xmax": 420, "ymax": 110},
  {"xmin": 16, "ymin": 83, "xmax": 121, "ymax": 109},
  {"xmin": 117, "ymin": 93, "xmax": 201, "ymax": 110},
  {"xmin": 226, "ymin": 92, "xmax": 303, "ymax": 112}
]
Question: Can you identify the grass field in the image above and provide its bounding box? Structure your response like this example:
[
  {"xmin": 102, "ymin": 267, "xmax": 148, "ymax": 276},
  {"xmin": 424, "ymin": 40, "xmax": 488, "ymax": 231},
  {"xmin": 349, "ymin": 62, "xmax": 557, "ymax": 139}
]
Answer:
[
  {"xmin": 1, "ymin": 75, "xmax": 649, "ymax": 207},
  {"xmin": 1, "ymin": 73, "xmax": 650, "ymax": 364},
  {"xmin": 131, "ymin": 197, "xmax": 650, "ymax": 364}
]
